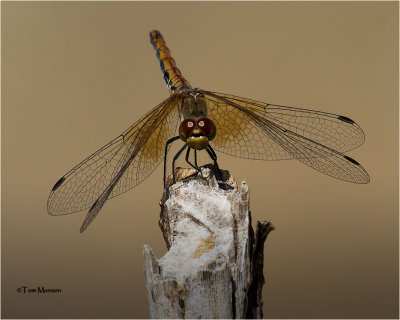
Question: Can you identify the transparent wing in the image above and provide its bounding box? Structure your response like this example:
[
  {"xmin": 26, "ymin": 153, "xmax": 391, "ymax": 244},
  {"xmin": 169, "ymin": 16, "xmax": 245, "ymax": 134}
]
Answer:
[
  {"xmin": 204, "ymin": 92, "xmax": 293, "ymax": 160},
  {"xmin": 203, "ymin": 91, "xmax": 365, "ymax": 159},
  {"xmin": 265, "ymin": 122, "xmax": 369, "ymax": 183},
  {"xmin": 47, "ymin": 95, "xmax": 181, "ymax": 222},
  {"xmin": 202, "ymin": 90, "xmax": 369, "ymax": 183}
]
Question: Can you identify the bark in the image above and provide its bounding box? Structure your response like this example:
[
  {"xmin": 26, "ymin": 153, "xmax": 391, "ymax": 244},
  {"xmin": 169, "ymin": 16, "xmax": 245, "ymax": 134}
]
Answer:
[{"xmin": 143, "ymin": 166, "xmax": 274, "ymax": 319}]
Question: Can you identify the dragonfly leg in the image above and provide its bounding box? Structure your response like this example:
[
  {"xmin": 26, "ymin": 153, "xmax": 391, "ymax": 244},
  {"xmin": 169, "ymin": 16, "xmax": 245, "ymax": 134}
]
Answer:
[
  {"xmin": 206, "ymin": 145, "xmax": 222, "ymax": 181},
  {"xmin": 185, "ymin": 147, "xmax": 199, "ymax": 171},
  {"xmin": 172, "ymin": 143, "xmax": 188, "ymax": 185},
  {"xmin": 194, "ymin": 150, "xmax": 198, "ymax": 167},
  {"xmin": 164, "ymin": 136, "xmax": 180, "ymax": 188}
]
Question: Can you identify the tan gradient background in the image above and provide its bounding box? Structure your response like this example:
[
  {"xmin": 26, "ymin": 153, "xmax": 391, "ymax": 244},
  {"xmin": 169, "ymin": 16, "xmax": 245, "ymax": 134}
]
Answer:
[{"xmin": 1, "ymin": 1, "xmax": 398, "ymax": 319}]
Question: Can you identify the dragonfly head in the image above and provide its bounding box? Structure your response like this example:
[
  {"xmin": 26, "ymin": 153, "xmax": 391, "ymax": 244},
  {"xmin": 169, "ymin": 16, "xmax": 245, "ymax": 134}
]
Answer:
[{"xmin": 179, "ymin": 118, "xmax": 216, "ymax": 150}]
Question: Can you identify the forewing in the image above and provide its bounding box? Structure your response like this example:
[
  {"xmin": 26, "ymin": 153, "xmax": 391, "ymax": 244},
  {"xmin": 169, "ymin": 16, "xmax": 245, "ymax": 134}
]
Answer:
[
  {"xmin": 47, "ymin": 95, "xmax": 180, "ymax": 217},
  {"xmin": 204, "ymin": 92, "xmax": 293, "ymax": 160},
  {"xmin": 202, "ymin": 90, "xmax": 369, "ymax": 184},
  {"xmin": 203, "ymin": 91, "xmax": 365, "ymax": 157}
]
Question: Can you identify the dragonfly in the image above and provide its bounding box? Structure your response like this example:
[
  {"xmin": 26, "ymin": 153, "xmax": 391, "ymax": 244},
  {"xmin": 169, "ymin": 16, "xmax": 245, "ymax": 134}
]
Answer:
[{"xmin": 47, "ymin": 30, "xmax": 370, "ymax": 233}]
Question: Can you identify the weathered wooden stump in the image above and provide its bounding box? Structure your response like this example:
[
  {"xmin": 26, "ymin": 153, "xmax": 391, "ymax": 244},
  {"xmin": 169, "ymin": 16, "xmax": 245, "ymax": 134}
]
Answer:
[{"xmin": 143, "ymin": 166, "xmax": 274, "ymax": 319}]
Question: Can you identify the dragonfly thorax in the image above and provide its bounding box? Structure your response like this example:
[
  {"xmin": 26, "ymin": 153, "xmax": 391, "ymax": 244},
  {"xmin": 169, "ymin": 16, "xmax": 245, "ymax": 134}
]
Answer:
[
  {"xmin": 180, "ymin": 90, "xmax": 208, "ymax": 120},
  {"xmin": 177, "ymin": 90, "xmax": 216, "ymax": 150}
]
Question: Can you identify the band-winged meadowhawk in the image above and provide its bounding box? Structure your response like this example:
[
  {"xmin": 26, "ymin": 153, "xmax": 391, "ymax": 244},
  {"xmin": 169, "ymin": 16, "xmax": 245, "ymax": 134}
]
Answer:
[{"xmin": 48, "ymin": 30, "xmax": 369, "ymax": 232}]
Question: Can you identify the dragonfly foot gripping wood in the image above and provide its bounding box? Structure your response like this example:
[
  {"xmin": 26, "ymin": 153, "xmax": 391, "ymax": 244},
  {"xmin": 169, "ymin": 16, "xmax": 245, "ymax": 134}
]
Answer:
[{"xmin": 143, "ymin": 167, "xmax": 275, "ymax": 318}]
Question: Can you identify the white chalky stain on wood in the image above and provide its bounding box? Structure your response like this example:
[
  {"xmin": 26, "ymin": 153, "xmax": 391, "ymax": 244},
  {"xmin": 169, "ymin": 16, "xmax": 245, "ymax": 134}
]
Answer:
[{"xmin": 143, "ymin": 168, "xmax": 254, "ymax": 319}]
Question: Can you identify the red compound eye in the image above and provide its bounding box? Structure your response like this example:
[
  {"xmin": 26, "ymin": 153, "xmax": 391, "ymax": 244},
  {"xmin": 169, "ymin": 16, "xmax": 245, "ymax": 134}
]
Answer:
[
  {"xmin": 179, "ymin": 119, "xmax": 196, "ymax": 141},
  {"xmin": 197, "ymin": 118, "xmax": 216, "ymax": 140}
]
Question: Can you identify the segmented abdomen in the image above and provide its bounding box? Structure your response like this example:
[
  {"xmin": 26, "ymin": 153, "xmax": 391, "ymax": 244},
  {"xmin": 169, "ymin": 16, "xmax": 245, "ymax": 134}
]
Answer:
[{"xmin": 150, "ymin": 30, "xmax": 191, "ymax": 95}]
